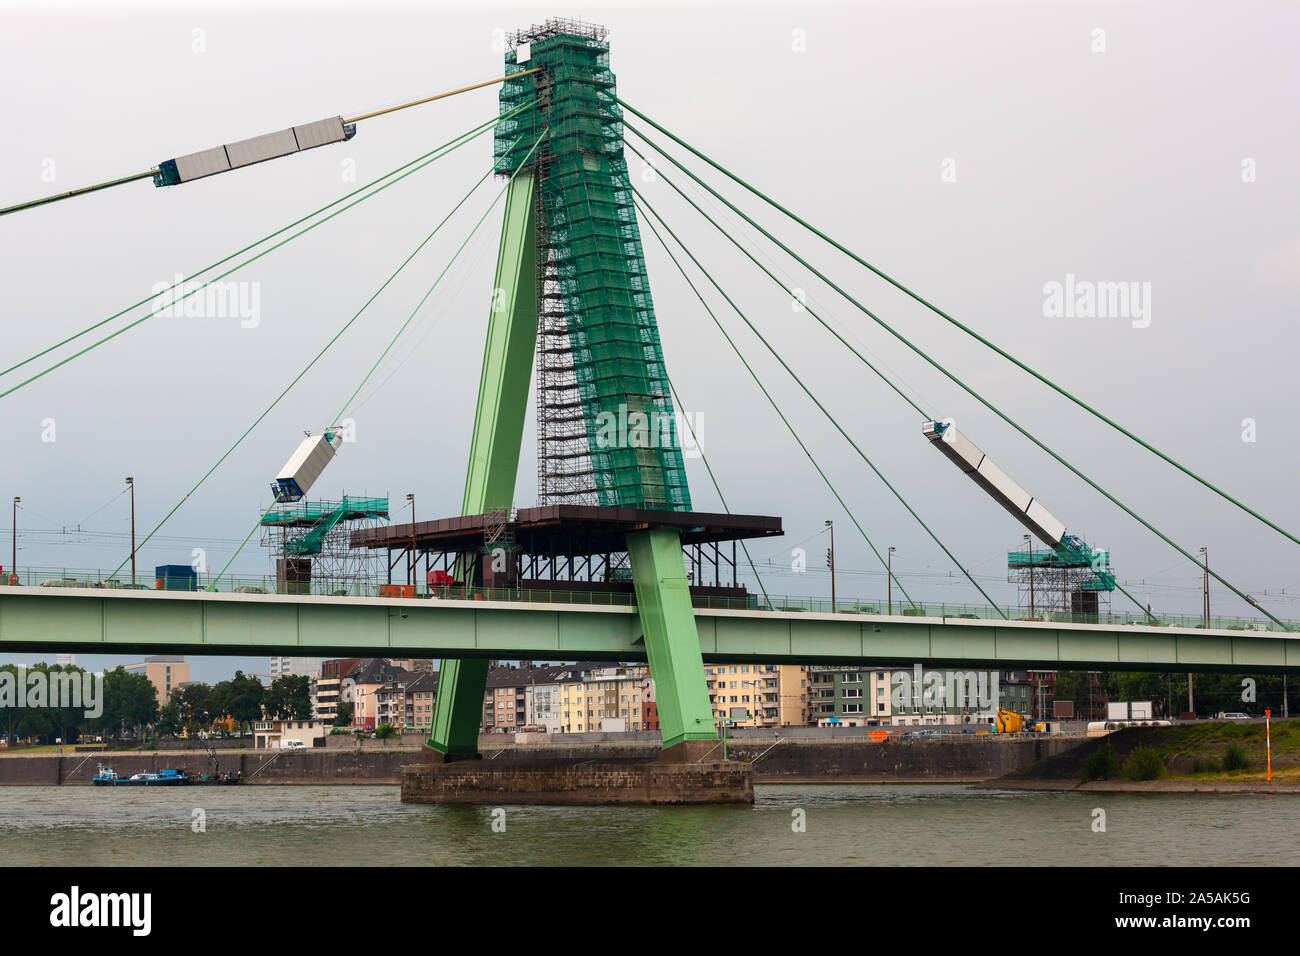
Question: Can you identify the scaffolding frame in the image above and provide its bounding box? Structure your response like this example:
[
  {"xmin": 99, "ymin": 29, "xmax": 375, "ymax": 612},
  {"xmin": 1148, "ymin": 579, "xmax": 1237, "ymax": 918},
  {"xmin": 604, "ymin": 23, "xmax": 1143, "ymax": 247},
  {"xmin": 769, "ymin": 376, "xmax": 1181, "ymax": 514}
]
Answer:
[
  {"xmin": 497, "ymin": 20, "xmax": 691, "ymax": 511},
  {"xmin": 260, "ymin": 496, "xmax": 390, "ymax": 595}
]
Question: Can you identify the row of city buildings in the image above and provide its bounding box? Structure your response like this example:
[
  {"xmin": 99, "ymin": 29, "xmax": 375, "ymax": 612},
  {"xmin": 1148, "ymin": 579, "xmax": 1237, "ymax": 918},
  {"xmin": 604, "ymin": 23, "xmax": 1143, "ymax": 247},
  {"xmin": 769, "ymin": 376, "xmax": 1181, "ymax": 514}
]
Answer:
[
  {"xmin": 306, "ymin": 659, "xmax": 1102, "ymax": 734},
  {"xmin": 117, "ymin": 654, "xmax": 1107, "ymax": 736}
]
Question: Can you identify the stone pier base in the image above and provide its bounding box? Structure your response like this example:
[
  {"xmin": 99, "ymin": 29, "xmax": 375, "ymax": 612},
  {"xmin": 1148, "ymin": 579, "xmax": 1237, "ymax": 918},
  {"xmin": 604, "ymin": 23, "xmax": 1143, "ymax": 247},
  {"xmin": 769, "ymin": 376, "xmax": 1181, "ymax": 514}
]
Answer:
[{"xmin": 401, "ymin": 753, "xmax": 753, "ymax": 806}]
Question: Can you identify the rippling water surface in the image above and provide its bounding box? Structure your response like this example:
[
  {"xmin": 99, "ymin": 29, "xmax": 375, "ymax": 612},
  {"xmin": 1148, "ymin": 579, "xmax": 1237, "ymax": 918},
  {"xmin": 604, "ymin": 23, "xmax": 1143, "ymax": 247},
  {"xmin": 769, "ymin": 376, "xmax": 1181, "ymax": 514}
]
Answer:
[{"xmin": 2, "ymin": 784, "xmax": 1296, "ymax": 866}]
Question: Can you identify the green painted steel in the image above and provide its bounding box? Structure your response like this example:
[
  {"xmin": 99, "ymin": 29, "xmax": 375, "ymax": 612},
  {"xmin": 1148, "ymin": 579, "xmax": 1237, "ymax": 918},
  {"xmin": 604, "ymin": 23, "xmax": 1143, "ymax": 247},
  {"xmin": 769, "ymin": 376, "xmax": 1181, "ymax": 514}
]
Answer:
[
  {"xmin": 461, "ymin": 172, "xmax": 539, "ymax": 514},
  {"xmin": 260, "ymin": 497, "xmax": 390, "ymax": 556},
  {"xmin": 4, "ymin": 588, "xmax": 1299, "ymax": 673},
  {"xmin": 428, "ymin": 171, "xmax": 539, "ymax": 757},
  {"xmin": 496, "ymin": 29, "xmax": 690, "ymax": 510},
  {"xmin": 626, "ymin": 528, "xmax": 717, "ymax": 747}
]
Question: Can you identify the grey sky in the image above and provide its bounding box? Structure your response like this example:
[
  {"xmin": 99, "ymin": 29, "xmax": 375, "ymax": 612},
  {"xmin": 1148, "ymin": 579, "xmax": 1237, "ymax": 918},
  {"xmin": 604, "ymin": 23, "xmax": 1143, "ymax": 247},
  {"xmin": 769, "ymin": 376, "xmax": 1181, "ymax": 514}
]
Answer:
[{"xmin": 2, "ymin": 1, "xmax": 1298, "ymax": 681}]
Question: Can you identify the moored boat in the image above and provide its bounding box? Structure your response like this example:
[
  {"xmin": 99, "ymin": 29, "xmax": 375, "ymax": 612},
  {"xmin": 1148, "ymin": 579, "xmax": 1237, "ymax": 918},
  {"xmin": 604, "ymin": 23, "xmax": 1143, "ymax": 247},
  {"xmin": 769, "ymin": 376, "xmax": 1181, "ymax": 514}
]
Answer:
[{"xmin": 92, "ymin": 765, "xmax": 191, "ymax": 786}]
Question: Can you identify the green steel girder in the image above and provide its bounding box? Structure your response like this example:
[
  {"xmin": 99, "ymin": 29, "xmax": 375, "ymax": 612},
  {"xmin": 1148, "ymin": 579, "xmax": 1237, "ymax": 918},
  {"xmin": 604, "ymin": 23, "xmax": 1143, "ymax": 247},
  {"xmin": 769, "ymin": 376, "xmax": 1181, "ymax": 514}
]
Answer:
[
  {"xmin": 4, "ymin": 587, "xmax": 1300, "ymax": 674},
  {"xmin": 428, "ymin": 171, "xmax": 538, "ymax": 757},
  {"xmin": 626, "ymin": 528, "xmax": 717, "ymax": 748}
]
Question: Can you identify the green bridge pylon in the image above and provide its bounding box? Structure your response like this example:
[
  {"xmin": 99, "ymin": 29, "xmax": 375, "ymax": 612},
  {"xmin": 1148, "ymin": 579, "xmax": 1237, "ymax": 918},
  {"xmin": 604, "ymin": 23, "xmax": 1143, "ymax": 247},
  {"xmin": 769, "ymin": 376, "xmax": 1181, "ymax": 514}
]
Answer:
[{"xmin": 426, "ymin": 21, "xmax": 716, "ymax": 759}]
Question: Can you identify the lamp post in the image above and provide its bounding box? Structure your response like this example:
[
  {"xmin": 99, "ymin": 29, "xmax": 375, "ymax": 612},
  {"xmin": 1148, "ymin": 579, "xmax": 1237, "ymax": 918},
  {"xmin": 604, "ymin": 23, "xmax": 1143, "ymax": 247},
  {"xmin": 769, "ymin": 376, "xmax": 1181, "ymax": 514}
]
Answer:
[
  {"xmin": 887, "ymin": 546, "xmax": 896, "ymax": 616},
  {"xmin": 1024, "ymin": 534, "xmax": 1035, "ymax": 618},
  {"xmin": 10, "ymin": 496, "xmax": 18, "ymax": 584},
  {"xmin": 1199, "ymin": 546, "xmax": 1210, "ymax": 625},
  {"xmin": 126, "ymin": 477, "xmax": 136, "ymax": 588},
  {"xmin": 824, "ymin": 520, "xmax": 835, "ymax": 611},
  {"xmin": 406, "ymin": 494, "xmax": 416, "ymax": 590},
  {"xmin": 1192, "ymin": 546, "xmax": 1209, "ymax": 717}
]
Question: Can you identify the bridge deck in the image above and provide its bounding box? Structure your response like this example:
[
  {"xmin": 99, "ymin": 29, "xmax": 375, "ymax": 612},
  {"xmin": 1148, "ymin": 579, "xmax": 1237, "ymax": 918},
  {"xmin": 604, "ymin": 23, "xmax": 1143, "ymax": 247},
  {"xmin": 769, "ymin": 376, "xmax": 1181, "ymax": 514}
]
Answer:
[{"xmin": 1, "ymin": 586, "xmax": 1297, "ymax": 672}]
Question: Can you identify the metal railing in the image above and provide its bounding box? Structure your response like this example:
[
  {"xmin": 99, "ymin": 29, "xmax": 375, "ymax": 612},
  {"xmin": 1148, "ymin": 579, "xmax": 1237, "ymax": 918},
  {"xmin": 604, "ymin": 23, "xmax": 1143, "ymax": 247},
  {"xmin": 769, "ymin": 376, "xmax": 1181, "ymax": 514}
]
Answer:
[{"xmin": 0, "ymin": 565, "xmax": 1291, "ymax": 632}]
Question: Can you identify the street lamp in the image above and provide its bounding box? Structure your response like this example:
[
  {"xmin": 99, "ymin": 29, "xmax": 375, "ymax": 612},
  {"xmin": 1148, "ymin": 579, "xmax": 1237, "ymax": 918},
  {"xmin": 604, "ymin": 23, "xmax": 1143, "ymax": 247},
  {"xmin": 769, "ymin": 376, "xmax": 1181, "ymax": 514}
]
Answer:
[
  {"xmin": 406, "ymin": 494, "xmax": 416, "ymax": 590},
  {"xmin": 1192, "ymin": 546, "xmax": 1209, "ymax": 717},
  {"xmin": 10, "ymin": 496, "xmax": 18, "ymax": 584},
  {"xmin": 887, "ymin": 547, "xmax": 896, "ymax": 616},
  {"xmin": 1024, "ymin": 534, "xmax": 1035, "ymax": 618},
  {"xmin": 824, "ymin": 520, "xmax": 835, "ymax": 611},
  {"xmin": 1199, "ymin": 546, "xmax": 1210, "ymax": 625},
  {"xmin": 126, "ymin": 477, "xmax": 136, "ymax": 588}
]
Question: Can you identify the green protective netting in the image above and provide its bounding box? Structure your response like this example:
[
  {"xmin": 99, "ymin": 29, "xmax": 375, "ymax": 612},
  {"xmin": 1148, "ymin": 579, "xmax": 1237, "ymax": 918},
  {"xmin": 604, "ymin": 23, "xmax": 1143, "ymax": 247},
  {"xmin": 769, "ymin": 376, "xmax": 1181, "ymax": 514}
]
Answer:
[
  {"xmin": 261, "ymin": 496, "xmax": 390, "ymax": 555},
  {"xmin": 1007, "ymin": 546, "xmax": 1115, "ymax": 592},
  {"xmin": 495, "ymin": 32, "xmax": 691, "ymax": 511}
]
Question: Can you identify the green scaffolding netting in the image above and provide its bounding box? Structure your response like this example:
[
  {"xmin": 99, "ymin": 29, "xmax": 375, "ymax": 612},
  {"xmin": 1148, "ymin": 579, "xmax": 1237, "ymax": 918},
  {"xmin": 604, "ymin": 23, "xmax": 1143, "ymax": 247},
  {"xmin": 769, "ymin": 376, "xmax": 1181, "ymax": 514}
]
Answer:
[
  {"xmin": 261, "ymin": 496, "xmax": 390, "ymax": 556},
  {"xmin": 496, "ymin": 31, "xmax": 691, "ymax": 511}
]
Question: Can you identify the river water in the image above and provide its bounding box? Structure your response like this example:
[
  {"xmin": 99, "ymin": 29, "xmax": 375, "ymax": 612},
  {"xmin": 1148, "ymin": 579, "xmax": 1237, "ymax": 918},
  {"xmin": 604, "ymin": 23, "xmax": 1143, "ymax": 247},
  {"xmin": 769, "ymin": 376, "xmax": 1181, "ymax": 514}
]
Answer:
[{"xmin": 2, "ymin": 784, "xmax": 1296, "ymax": 866}]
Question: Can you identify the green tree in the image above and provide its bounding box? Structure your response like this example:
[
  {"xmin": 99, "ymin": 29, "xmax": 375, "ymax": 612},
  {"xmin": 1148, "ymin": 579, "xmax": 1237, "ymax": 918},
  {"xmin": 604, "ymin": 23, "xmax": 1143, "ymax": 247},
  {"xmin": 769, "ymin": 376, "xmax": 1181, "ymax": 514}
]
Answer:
[
  {"xmin": 0, "ymin": 662, "xmax": 95, "ymax": 744},
  {"xmin": 172, "ymin": 683, "xmax": 215, "ymax": 735},
  {"xmin": 222, "ymin": 671, "xmax": 264, "ymax": 734},
  {"xmin": 334, "ymin": 701, "xmax": 354, "ymax": 727},
  {"xmin": 265, "ymin": 675, "xmax": 313, "ymax": 720},
  {"xmin": 374, "ymin": 722, "xmax": 399, "ymax": 739},
  {"xmin": 93, "ymin": 666, "xmax": 159, "ymax": 740},
  {"xmin": 156, "ymin": 702, "xmax": 181, "ymax": 737}
]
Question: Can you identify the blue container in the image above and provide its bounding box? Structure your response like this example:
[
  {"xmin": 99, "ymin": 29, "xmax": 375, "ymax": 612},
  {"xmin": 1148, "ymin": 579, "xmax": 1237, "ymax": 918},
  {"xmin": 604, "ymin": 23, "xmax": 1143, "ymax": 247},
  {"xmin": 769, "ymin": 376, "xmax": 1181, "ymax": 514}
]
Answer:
[{"xmin": 155, "ymin": 564, "xmax": 197, "ymax": 591}]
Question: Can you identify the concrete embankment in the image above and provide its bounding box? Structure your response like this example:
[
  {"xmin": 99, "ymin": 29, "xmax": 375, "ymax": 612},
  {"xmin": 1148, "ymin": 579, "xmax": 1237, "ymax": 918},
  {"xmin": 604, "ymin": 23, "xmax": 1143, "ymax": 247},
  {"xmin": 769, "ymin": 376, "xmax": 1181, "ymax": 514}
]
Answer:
[{"xmin": 0, "ymin": 735, "xmax": 1089, "ymax": 786}]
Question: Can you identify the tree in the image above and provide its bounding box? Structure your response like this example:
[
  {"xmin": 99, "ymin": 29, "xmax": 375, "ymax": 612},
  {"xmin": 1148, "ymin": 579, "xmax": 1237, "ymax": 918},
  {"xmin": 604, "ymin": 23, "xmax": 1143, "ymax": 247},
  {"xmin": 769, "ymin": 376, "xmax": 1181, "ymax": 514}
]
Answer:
[
  {"xmin": 374, "ymin": 722, "xmax": 399, "ymax": 739},
  {"xmin": 1051, "ymin": 671, "xmax": 1091, "ymax": 714},
  {"xmin": 265, "ymin": 675, "xmax": 312, "ymax": 720},
  {"xmin": 156, "ymin": 702, "xmax": 181, "ymax": 737},
  {"xmin": 223, "ymin": 671, "xmax": 264, "ymax": 734},
  {"xmin": 172, "ymin": 683, "xmax": 215, "ymax": 735},
  {"xmin": 93, "ymin": 666, "xmax": 159, "ymax": 740},
  {"xmin": 334, "ymin": 701, "xmax": 354, "ymax": 727},
  {"xmin": 0, "ymin": 662, "xmax": 94, "ymax": 744}
]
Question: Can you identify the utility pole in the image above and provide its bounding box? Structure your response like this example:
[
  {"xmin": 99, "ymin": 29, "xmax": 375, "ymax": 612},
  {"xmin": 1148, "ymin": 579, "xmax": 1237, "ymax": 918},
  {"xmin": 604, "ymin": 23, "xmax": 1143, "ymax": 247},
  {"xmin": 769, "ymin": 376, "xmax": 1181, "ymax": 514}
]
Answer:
[
  {"xmin": 406, "ymin": 493, "xmax": 416, "ymax": 590},
  {"xmin": 1024, "ymin": 534, "xmax": 1034, "ymax": 618},
  {"xmin": 10, "ymin": 496, "xmax": 19, "ymax": 584},
  {"xmin": 1191, "ymin": 546, "xmax": 1209, "ymax": 717},
  {"xmin": 887, "ymin": 546, "xmax": 896, "ymax": 616},
  {"xmin": 824, "ymin": 520, "xmax": 835, "ymax": 611},
  {"xmin": 125, "ymin": 477, "xmax": 136, "ymax": 588},
  {"xmin": 1200, "ymin": 546, "xmax": 1210, "ymax": 625}
]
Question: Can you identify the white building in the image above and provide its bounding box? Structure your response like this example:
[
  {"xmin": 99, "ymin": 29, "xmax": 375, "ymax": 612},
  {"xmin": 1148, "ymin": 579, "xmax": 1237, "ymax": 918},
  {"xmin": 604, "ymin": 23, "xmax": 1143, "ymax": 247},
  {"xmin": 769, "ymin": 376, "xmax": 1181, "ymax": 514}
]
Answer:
[
  {"xmin": 253, "ymin": 718, "xmax": 329, "ymax": 749},
  {"xmin": 269, "ymin": 657, "xmax": 321, "ymax": 678}
]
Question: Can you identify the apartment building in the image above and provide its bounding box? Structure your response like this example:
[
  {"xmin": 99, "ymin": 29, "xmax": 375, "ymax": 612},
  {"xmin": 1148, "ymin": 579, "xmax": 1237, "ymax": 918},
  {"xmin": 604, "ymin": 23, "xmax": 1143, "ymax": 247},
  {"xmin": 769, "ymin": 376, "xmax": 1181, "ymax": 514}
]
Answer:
[
  {"xmin": 268, "ymin": 656, "xmax": 321, "ymax": 678},
  {"xmin": 125, "ymin": 656, "xmax": 189, "ymax": 706},
  {"xmin": 406, "ymin": 672, "xmax": 438, "ymax": 731},
  {"xmin": 707, "ymin": 664, "xmax": 809, "ymax": 727},
  {"xmin": 350, "ymin": 659, "xmax": 418, "ymax": 732},
  {"xmin": 313, "ymin": 658, "xmax": 362, "ymax": 725},
  {"xmin": 478, "ymin": 662, "xmax": 653, "ymax": 734}
]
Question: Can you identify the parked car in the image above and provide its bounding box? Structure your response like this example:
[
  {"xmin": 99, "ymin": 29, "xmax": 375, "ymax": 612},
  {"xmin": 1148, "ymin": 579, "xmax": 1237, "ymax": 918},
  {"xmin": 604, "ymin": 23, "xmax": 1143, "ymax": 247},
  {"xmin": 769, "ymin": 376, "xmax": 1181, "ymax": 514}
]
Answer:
[{"xmin": 280, "ymin": 739, "xmax": 307, "ymax": 750}]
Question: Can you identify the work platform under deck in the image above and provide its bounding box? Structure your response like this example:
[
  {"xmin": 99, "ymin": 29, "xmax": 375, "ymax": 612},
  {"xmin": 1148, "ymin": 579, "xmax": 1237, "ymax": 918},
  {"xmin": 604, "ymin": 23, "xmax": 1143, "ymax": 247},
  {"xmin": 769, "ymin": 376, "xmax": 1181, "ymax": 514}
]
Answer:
[{"xmin": 350, "ymin": 504, "xmax": 783, "ymax": 596}]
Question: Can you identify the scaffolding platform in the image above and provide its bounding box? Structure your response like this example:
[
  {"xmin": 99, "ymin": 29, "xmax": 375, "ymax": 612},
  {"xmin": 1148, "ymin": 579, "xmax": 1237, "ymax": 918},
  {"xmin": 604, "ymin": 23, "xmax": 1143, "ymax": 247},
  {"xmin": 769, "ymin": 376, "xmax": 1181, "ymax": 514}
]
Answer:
[{"xmin": 349, "ymin": 505, "xmax": 781, "ymax": 593}]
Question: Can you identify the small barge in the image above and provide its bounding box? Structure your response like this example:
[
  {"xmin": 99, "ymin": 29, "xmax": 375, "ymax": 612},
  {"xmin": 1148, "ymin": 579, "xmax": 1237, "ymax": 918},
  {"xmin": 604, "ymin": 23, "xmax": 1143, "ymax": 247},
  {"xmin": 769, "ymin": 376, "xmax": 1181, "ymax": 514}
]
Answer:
[{"xmin": 92, "ymin": 766, "xmax": 190, "ymax": 786}]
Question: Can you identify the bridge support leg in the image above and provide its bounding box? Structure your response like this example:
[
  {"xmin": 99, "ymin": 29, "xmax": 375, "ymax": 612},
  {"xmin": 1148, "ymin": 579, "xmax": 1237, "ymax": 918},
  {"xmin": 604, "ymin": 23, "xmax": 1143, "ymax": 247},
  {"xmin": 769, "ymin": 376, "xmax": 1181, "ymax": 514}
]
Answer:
[
  {"xmin": 627, "ymin": 528, "xmax": 718, "ymax": 757},
  {"xmin": 427, "ymin": 170, "xmax": 538, "ymax": 760}
]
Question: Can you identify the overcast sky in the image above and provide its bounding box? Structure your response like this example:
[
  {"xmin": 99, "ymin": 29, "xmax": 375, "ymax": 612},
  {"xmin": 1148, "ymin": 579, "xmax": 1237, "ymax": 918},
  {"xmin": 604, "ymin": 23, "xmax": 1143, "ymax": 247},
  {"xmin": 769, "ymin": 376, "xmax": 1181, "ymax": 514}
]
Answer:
[{"xmin": 1, "ymin": 0, "xmax": 1297, "ymax": 681}]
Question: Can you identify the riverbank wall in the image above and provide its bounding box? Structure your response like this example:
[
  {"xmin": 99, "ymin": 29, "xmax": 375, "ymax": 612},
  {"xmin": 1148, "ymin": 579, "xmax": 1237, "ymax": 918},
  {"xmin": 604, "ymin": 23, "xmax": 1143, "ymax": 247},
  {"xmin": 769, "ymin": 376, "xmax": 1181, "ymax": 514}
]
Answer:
[{"xmin": 0, "ymin": 735, "xmax": 1088, "ymax": 786}]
